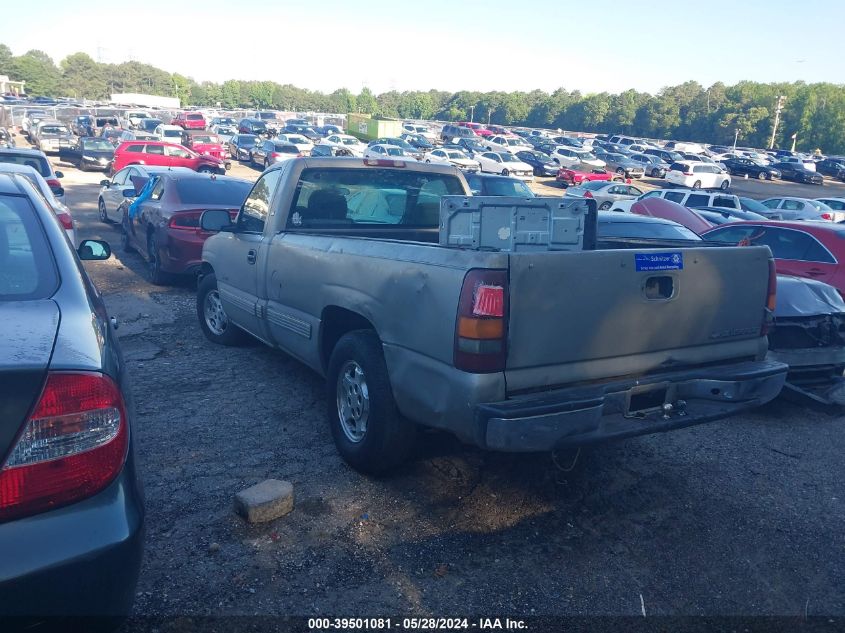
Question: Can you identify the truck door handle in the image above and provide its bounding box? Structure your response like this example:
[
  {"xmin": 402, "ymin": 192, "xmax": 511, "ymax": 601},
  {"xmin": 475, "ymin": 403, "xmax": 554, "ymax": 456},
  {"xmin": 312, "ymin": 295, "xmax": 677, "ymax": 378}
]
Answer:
[{"xmin": 247, "ymin": 249, "xmax": 257, "ymax": 265}]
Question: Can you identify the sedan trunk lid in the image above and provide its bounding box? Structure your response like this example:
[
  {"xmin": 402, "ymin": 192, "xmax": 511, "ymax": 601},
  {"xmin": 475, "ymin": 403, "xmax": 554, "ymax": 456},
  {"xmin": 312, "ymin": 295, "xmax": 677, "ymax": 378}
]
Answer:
[{"xmin": 0, "ymin": 301, "xmax": 59, "ymax": 462}]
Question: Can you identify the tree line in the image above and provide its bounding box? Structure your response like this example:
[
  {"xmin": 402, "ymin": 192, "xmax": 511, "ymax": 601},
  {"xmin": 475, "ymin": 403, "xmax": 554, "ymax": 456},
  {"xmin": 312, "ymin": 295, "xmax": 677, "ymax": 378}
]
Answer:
[{"xmin": 2, "ymin": 44, "xmax": 845, "ymax": 153}]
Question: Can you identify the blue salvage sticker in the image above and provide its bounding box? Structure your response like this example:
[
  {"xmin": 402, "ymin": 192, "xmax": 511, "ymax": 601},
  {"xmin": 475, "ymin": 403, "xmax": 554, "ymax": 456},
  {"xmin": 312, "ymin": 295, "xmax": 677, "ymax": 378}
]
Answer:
[{"xmin": 635, "ymin": 252, "xmax": 684, "ymax": 271}]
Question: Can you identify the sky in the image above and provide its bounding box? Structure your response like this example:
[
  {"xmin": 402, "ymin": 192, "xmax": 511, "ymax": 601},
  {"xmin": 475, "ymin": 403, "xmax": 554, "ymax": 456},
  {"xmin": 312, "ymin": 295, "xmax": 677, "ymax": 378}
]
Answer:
[{"xmin": 1, "ymin": 0, "xmax": 843, "ymax": 95}]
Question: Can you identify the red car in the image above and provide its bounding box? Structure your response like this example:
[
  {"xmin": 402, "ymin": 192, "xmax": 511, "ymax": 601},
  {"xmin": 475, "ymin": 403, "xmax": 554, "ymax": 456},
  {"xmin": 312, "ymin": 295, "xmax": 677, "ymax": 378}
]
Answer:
[
  {"xmin": 631, "ymin": 197, "xmax": 713, "ymax": 235},
  {"xmin": 457, "ymin": 122, "xmax": 493, "ymax": 137},
  {"xmin": 702, "ymin": 221, "xmax": 845, "ymax": 295},
  {"xmin": 121, "ymin": 171, "xmax": 252, "ymax": 284},
  {"xmin": 171, "ymin": 111, "xmax": 207, "ymax": 130},
  {"xmin": 180, "ymin": 131, "xmax": 231, "ymax": 168},
  {"xmin": 556, "ymin": 167, "xmax": 615, "ymax": 187},
  {"xmin": 112, "ymin": 140, "xmax": 225, "ymax": 174}
]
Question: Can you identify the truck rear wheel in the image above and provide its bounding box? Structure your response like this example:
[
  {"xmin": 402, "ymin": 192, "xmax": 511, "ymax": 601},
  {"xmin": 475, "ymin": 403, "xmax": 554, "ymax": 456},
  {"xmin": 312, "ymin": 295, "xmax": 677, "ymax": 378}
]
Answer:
[
  {"xmin": 196, "ymin": 273, "xmax": 247, "ymax": 346},
  {"xmin": 326, "ymin": 330, "xmax": 415, "ymax": 474}
]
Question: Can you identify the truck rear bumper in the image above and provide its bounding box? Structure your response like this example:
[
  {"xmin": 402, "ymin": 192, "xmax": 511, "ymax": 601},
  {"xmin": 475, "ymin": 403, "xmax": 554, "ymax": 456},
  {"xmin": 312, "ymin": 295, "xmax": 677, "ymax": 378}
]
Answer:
[{"xmin": 477, "ymin": 360, "xmax": 788, "ymax": 451}]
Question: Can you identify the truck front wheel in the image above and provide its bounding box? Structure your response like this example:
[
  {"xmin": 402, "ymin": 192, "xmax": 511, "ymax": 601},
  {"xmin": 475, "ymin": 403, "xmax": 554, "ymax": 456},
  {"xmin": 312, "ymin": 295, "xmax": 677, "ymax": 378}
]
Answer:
[
  {"xmin": 327, "ymin": 330, "xmax": 415, "ymax": 474},
  {"xmin": 196, "ymin": 273, "xmax": 246, "ymax": 346}
]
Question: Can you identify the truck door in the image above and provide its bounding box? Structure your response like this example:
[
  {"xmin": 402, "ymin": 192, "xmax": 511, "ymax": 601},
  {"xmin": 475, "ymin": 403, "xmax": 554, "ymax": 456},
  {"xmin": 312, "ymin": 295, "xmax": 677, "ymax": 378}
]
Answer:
[{"xmin": 214, "ymin": 170, "xmax": 282, "ymax": 339}]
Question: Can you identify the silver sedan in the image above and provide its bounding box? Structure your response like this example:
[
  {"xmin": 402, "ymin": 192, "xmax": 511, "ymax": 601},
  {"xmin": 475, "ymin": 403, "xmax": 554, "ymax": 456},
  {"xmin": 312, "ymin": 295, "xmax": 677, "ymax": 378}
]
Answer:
[{"xmin": 564, "ymin": 181, "xmax": 645, "ymax": 210}]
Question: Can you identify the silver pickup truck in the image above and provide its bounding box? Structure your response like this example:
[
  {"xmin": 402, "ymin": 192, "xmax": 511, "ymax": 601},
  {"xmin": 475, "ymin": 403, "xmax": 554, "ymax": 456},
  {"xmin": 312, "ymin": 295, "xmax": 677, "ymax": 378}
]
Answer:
[{"xmin": 196, "ymin": 157, "xmax": 787, "ymax": 473}]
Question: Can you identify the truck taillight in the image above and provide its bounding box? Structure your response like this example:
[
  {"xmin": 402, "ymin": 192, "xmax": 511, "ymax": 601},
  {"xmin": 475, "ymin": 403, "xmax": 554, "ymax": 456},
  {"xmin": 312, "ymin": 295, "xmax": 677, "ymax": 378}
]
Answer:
[
  {"xmin": 761, "ymin": 259, "xmax": 777, "ymax": 336},
  {"xmin": 364, "ymin": 159, "xmax": 406, "ymax": 168},
  {"xmin": 0, "ymin": 372, "xmax": 128, "ymax": 521},
  {"xmin": 454, "ymin": 270, "xmax": 508, "ymax": 373}
]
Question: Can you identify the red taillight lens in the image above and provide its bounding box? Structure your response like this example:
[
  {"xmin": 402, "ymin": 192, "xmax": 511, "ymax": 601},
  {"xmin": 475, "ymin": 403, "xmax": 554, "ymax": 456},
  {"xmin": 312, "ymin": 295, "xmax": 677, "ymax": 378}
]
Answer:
[
  {"xmin": 56, "ymin": 211, "xmax": 73, "ymax": 230},
  {"xmin": 473, "ymin": 284, "xmax": 504, "ymax": 317},
  {"xmin": 46, "ymin": 178, "xmax": 61, "ymax": 190},
  {"xmin": 169, "ymin": 211, "xmax": 203, "ymax": 230},
  {"xmin": 0, "ymin": 372, "xmax": 128, "ymax": 521},
  {"xmin": 454, "ymin": 270, "xmax": 508, "ymax": 373},
  {"xmin": 821, "ymin": 213, "xmax": 832, "ymax": 220},
  {"xmin": 761, "ymin": 259, "xmax": 777, "ymax": 336},
  {"xmin": 584, "ymin": 191, "xmax": 593, "ymax": 198},
  {"xmin": 683, "ymin": 172, "xmax": 693, "ymax": 176}
]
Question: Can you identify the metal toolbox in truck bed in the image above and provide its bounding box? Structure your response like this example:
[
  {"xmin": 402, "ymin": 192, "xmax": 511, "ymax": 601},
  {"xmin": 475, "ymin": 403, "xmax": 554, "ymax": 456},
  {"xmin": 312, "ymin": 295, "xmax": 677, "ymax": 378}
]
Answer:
[{"xmin": 439, "ymin": 196, "xmax": 596, "ymax": 252}]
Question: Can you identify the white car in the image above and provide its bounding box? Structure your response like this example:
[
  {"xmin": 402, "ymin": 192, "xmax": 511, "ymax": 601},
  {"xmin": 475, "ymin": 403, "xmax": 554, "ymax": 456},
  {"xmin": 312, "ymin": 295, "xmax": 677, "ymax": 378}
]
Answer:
[
  {"xmin": 363, "ymin": 144, "xmax": 416, "ymax": 161},
  {"xmin": 485, "ymin": 135, "xmax": 532, "ymax": 155},
  {"xmin": 0, "ymin": 162, "xmax": 75, "ymax": 243},
  {"xmin": 665, "ymin": 161, "xmax": 731, "ymax": 190},
  {"xmin": 402, "ymin": 123, "xmax": 437, "ymax": 142},
  {"xmin": 321, "ymin": 134, "xmax": 366, "ymax": 156},
  {"xmin": 779, "ymin": 155, "xmax": 817, "ymax": 172},
  {"xmin": 760, "ymin": 197, "xmax": 837, "ymax": 221},
  {"xmin": 153, "ymin": 124, "xmax": 184, "ymax": 144},
  {"xmin": 475, "ymin": 151, "xmax": 534, "ymax": 180},
  {"xmin": 624, "ymin": 143, "xmax": 655, "ymax": 154},
  {"xmin": 275, "ymin": 133, "xmax": 314, "ymax": 154},
  {"xmin": 424, "ymin": 148, "xmax": 480, "ymax": 172},
  {"xmin": 125, "ymin": 110, "xmax": 151, "ymax": 128},
  {"xmin": 610, "ymin": 188, "xmax": 742, "ymax": 213},
  {"xmin": 548, "ymin": 146, "xmax": 606, "ymax": 170},
  {"xmin": 815, "ymin": 198, "xmax": 845, "ymax": 222}
]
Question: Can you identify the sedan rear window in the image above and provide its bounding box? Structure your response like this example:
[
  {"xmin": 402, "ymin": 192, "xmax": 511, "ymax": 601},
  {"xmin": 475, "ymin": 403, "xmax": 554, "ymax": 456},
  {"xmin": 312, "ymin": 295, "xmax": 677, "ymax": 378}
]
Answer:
[
  {"xmin": 40, "ymin": 126, "xmax": 69, "ymax": 135},
  {"xmin": 599, "ymin": 220, "xmax": 701, "ymax": 241},
  {"xmin": 0, "ymin": 153, "xmax": 51, "ymax": 177},
  {"xmin": 175, "ymin": 178, "xmax": 252, "ymax": 206},
  {"xmin": 0, "ymin": 193, "xmax": 58, "ymax": 299},
  {"xmin": 581, "ymin": 181, "xmax": 611, "ymax": 191}
]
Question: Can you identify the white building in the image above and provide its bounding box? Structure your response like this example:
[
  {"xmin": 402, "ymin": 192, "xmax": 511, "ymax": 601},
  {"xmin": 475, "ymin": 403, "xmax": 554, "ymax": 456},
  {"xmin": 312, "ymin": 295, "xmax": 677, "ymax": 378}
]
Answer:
[
  {"xmin": 110, "ymin": 93, "xmax": 180, "ymax": 109},
  {"xmin": 0, "ymin": 75, "xmax": 26, "ymax": 95}
]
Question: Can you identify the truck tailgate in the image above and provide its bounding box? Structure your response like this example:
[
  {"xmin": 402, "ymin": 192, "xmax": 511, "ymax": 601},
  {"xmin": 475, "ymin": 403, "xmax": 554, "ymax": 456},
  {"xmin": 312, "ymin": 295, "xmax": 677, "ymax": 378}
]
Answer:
[{"xmin": 505, "ymin": 246, "xmax": 771, "ymax": 391}]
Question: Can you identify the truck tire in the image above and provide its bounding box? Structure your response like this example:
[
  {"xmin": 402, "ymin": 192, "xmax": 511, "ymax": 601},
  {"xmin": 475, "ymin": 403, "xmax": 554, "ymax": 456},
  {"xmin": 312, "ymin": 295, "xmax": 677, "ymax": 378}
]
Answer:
[
  {"xmin": 196, "ymin": 273, "xmax": 247, "ymax": 346},
  {"xmin": 326, "ymin": 330, "xmax": 416, "ymax": 474}
]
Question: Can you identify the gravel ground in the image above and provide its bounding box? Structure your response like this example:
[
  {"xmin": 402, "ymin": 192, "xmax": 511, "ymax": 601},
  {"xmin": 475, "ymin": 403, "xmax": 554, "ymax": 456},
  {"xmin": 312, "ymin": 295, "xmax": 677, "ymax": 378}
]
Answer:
[{"xmin": 51, "ymin": 159, "xmax": 845, "ymax": 624}]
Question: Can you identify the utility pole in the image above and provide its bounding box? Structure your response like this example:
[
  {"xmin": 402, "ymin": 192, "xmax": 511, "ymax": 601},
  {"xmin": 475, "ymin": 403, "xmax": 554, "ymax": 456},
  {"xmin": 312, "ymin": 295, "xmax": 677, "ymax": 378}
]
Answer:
[
  {"xmin": 733, "ymin": 128, "xmax": 739, "ymax": 150},
  {"xmin": 487, "ymin": 108, "xmax": 494, "ymax": 126},
  {"xmin": 469, "ymin": 105, "xmax": 475, "ymax": 123},
  {"xmin": 769, "ymin": 95, "xmax": 786, "ymax": 149}
]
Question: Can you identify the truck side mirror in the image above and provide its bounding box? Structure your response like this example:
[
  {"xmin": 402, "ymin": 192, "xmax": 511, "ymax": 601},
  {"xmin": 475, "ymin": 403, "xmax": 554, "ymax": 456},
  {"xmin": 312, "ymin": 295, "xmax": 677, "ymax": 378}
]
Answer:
[{"xmin": 200, "ymin": 209, "xmax": 235, "ymax": 232}]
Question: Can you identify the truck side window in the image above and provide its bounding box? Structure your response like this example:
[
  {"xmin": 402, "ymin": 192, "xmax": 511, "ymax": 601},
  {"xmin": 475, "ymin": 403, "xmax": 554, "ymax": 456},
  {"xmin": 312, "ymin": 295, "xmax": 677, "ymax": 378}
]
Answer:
[{"xmin": 239, "ymin": 170, "xmax": 282, "ymax": 233}]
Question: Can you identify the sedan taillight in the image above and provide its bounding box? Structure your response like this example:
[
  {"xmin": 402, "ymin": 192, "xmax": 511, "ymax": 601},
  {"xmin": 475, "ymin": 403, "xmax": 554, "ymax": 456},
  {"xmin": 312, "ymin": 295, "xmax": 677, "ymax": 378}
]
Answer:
[
  {"xmin": 55, "ymin": 210, "xmax": 73, "ymax": 230},
  {"xmin": 0, "ymin": 372, "xmax": 128, "ymax": 521}
]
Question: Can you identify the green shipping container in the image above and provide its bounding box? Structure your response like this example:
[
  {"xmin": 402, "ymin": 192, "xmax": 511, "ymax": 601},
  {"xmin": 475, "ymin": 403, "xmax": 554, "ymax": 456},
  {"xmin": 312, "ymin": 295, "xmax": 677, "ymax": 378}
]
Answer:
[{"xmin": 346, "ymin": 113, "xmax": 403, "ymax": 141}]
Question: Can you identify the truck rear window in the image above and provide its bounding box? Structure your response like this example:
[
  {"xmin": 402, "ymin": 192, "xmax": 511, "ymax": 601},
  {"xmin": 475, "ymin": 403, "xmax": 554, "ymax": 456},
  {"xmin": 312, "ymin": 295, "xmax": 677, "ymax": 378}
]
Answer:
[{"xmin": 288, "ymin": 167, "xmax": 464, "ymax": 229}]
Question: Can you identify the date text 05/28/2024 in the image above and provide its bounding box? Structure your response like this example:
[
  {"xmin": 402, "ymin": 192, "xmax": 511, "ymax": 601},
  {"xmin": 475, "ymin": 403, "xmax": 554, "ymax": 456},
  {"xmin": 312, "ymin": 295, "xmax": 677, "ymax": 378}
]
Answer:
[{"xmin": 308, "ymin": 618, "xmax": 528, "ymax": 630}]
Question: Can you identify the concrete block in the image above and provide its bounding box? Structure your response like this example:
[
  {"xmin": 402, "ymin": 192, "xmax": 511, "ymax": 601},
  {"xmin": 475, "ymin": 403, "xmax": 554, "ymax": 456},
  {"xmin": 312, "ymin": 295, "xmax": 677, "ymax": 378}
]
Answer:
[{"xmin": 234, "ymin": 479, "xmax": 294, "ymax": 523}]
